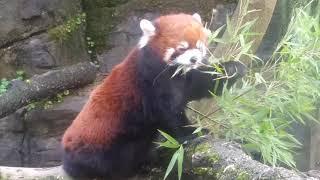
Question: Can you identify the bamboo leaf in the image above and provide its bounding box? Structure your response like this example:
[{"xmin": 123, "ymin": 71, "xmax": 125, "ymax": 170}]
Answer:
[
  {"xmin": 164, "ymin": 150, "xmax": 179, "ymax": 180},
  {"xmin": 158, "ymin": 130, "xmax": 180, "ymax": 147}
]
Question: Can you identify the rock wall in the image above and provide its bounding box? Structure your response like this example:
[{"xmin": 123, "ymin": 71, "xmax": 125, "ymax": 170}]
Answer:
[
  {"xmin": 0, "ymin": 94, "xmax": 89, "ymax": 167},
  {"xmin": 0, "ymin": 0, "xmax": 88, "ymax": 78},
  {"xmin": 0, "ymin": 0, "xmax": 236, "ymax": 167}
]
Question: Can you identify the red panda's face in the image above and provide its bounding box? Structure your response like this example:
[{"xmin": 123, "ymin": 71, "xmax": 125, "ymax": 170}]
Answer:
[{"xmin": 139, "ymin": 13, "xmax": 211, "ymax": 69}]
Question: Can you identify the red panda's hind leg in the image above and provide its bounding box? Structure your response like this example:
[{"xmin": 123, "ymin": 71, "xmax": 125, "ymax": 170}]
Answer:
[
  {"xmin": 62, "ymin": 149, "xmax": 113, "ymax": 178},
  {"xmin": 62, "ymin": 136, "xmax": 156, "ymax": 178}
]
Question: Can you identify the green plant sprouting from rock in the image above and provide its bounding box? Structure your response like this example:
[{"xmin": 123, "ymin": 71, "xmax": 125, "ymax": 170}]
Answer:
[
  {"xmin": 27, "ymin": 90, "xmax": 70, "ymax": 111},
  {"xmin": 0, "ymin": 78, "xmax": 9, "ymax": 95},
  {"xmin": 49, "ymin": 13, "xmax": 86, "ymax": 42},
  {"xmin": 0, "ymin": 70, "xmax": 26, "ymax": 96}
]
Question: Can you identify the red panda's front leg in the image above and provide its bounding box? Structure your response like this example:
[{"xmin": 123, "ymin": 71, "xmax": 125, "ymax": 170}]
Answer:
[{"xmin": 153, "ymin": 92, "xmax": 196, "ymax": 138}]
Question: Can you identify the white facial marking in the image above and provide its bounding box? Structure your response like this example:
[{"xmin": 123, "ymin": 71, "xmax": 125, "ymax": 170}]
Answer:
[
  {"xmin": 138, "ymin": 19, "xmax": 156, "ymax": 48},
  {"xmin": 196, "ymin": 40, "xmax": 207, "ymax": 56},
  {"xmin": 192, "ymin": 13, "xmax": 202, "ymax": 24},
  {"xmin": 164, "ymin": 48, "xmax": 175, "ymax": 62},
  {"xmin": 176, "ymin": 41, "xmax": 189, "ymax": 50},
  {"xmin": 174, "ymin": 49, "xmax": 203, "ymax": 65},
  {"xmin": 204, "ymin": 28, "xmax": 211, "ymax": 36}
]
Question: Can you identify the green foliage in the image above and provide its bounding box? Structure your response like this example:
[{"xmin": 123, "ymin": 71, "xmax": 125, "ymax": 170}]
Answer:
[
  {"xmin": 209, "ymin": 0, "xmax": 261, "ymax": 63},
  {"xmin": 157, "ymin": 130, "xmax": 184, "ymax": 180},
  {"xmin": 0, "ymin": 78, "xmax": 9, "ymax": 95},
  {"xmin": 49, "ymin": 13, "xmax": 86, "ymax": 42},
  {"xmin": 83, "ymin": 5, "xmax": 115, "ymax": 53},
  {"xmin": 0, "ymin": 70, "xmax": 26, "ymax": 96},
  {"xmin": 86, "ymin": 36, "xmax": 96, "ymax": 56},
  {"xmin": 200, "ymin": 1, "xmax": 320, "ymax": 168},
  {"xmin": 27, "ymin": 90, "xmax": 70, "ymax": 111},
  {"xmin": 15, "ymin": 70, "xmax": 26, "ymax": 80}
]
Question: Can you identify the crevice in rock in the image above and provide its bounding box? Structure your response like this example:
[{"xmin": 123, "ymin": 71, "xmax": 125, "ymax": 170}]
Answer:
[
  {"xmin": 17, "ymin": 109, "xmax": 28, "ymax": 167},
  {"xmin": 0, "ymin": 29, "xmax": 47, "ymax": 50}
]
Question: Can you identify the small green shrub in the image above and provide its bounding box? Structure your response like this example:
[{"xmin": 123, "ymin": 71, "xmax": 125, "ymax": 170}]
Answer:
[
  {"xmin": 0, "ymin": 78, "xmax": 9, "ymax": 95},
  {"xmin": 15, "ymin": 70, "xmax": 26, "ymax": 80},
  {"xmin": 27, "ymin": 90, "xmax": 70, "ymax": 111},
  {"xmin": 0, "ymin": 70, "xmax": 26, "ymax": 96},
  {"xmin": 49, "ymin": 13, "xmax": 86, "ymax": 42}
]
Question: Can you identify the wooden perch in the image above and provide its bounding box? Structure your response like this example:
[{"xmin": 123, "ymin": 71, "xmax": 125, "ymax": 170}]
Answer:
[
  {"xmin": 0, "ymin": 62, "xmax": 98, "ymax": 119},
  {"xmin": 0, "ymin": 137, "xmax": 318, "ymax": 180}
]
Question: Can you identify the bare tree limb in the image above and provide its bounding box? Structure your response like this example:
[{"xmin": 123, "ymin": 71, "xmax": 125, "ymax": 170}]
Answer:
[{"xmin": 0, "ymin": 62, "xmax": 98, "ymax": 119}]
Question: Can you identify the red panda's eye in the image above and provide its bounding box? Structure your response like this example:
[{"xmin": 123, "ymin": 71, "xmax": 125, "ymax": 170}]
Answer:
[
  {"xmin": 177, "ymin": 47, "xmax": 188, "ymax": 52},
  {"xmin": 171, "ymin": 51, "xmax": 181, "ymax": 60}
]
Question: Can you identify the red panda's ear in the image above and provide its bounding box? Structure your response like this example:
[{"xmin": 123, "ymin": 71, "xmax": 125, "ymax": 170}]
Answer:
[
  {"xmin": 140, "ymin": 19, "xmax": 155, "ymax": 36},
  {"xmin": 139, "ymin": 19, "xmax": 156, "ymax": 48},
  {"xmin": 192, "ymin": 13, "xmax": 202, "ymax": 24}
]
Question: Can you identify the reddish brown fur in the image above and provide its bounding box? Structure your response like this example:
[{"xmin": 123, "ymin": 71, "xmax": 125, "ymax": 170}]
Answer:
[
  {"xmin": 62, "ymin": 14, "xmax": 207, "ymax": 152},
  {"xmin": 61, "ymin": 13, "xmax": 215, "ymax": 178},
  {"xmin": 150, "ymin": 14, "xmax": 208, "ymax": 57},
  {"xmin": 62, "ymin": 49, "xmax": 141, "ymax": 151}
]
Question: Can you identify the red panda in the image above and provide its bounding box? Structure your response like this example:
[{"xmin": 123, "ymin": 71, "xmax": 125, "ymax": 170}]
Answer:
[{"xmin": 61, "ymin": 13, "xmax": 245, "ymax": 178}]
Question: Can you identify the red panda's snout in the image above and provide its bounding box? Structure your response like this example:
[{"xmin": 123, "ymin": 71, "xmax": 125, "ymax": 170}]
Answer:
[
  {"xmin": 138, "ymin": 13, "xmax": 211, "ymax": 69},
  {"xmin": 165, "ymin": 40, "xmax": 208, "ymax": 69}
]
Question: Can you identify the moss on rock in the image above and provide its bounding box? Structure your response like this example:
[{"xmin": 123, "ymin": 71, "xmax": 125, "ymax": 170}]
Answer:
[
  {"xmin": 194, "ymin": 141, "xmax": 220, "ymax": 164},
  {"xmin": 84, "ymin": 7, "xmax": 116, "ymax": 52},
  {"xmin": 192, "ymin": 167, "xmax": 216, "ymax": 178},
  {"xmin": 216, "ymin": 166, "xmax": 251, "ymax": 180}
]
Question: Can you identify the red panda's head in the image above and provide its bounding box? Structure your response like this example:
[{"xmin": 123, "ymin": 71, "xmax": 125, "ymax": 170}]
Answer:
[{"xmin": 139, "ymin": 13, "xmax": 211, "ymax": 68}]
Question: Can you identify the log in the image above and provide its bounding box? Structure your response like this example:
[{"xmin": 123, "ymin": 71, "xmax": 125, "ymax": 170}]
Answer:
[
  {"xmin": 0, "ymin": 137, "xmax": 318, "ymax": 180},
  {"xmin": 184, "ymin": 137, "xmax": 318, "ymax": 180},
  {"xmin": 0, "ymin": 62, "xmax": 98, "ymax": 119}
]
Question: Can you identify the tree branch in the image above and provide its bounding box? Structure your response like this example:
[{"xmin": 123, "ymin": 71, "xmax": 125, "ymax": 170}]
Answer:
[{"xmin": 0, "ymin": 62, "xmax": 98, "ymax": 118}]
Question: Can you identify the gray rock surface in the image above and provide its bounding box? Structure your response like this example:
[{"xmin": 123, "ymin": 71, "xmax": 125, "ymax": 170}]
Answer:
[
  {"xmin": 0, "ymin": 0, "xmax": 81, "ymax": 47},
  {"xmin": 0, "ymin": 95, "xmax": 88, "ymax": 167},
  {"xmin": 0, "ymin": 0, "xmax": 88, "ymax": 78},
  {"xmin": 97, "ymin": 13, "xmax": 159, "ymax": 72},
  {"xmin": 0, "ymin": 32, "xmax": 88, "ymax": 77}
]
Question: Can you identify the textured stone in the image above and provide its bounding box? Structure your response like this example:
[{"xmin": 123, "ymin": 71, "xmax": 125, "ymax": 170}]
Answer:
[
  {"xmin": 0, "ymin": 109, "xmax": 25, "ymax": 166},
  {"xmin": 0, "ymin": 0, "xmax": 88, "ymax": 78},
  {"xmin": 0, "ymin": 0, "xmax": 81, "ymax": 47},
  {"xmin": 0, "ymin": 94, "xmax": 88, "ymax": 167},
  {"xmin": 0, "ymin": 33, "xmax": 88, "ymax": 77}
]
